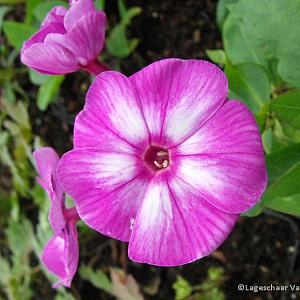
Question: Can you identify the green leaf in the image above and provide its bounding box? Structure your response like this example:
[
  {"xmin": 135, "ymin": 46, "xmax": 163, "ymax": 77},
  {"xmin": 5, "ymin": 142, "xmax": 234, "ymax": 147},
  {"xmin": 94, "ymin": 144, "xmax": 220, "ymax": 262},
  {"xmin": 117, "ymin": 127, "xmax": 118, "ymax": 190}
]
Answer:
[
  {"xmin": 225, "ymin": 62, "xmax": 270, "ymax": 113},
  {"xmin": 117, "ymin": 0, "xmax": 127, "ymax": 20},
  {"xmin": 270, "ymin": 90, "xmax": 300, "ymax": 129},
  {"xmin": 263, "ymin": 194, "xmax": 300, "ymax": 216},
  {"xmin": 0, "ymin": 6, "xmax": 10, "ymax": 31},
  {"xmin": 3, "ymin": 100, "xmax": 30, "ymax": 129},
  {"xmin": 37, "ymin": 75, "xmax": 65, "ymax": 111},
  {"xmin": 107, "ymin": 6, "xmax": 141, "ymax": 58},
  {"xmin": 55, "ymin": 291, "xmax": 77, "ymax": 300},
  {"xmin": 206, "ymin": 49, "xmax": 226, "ymax": 65},
  {"xmin": 107, "ymin": 25, "xmax": 137, "ymax": 58},
  {"xmin": 223, "ymin": 0, "xmax": 300, "ymax": 88},
  {"xmin": 222, "ymin": 14, "xmax": 261, "ymax": 66},
  {"xmin": 3, "ymin": 21, "xmax": 36, "ymax": 50},
  {"xmin": 29, "ymin": 69, "xmax": 50, "ymax": 85},
  {"xmin": 262, "ymin": 128, "xmax": 275, "ymax": 154},
  {"xmin": 172, "ymin": 276, "xmax": 193, "ymax": 300},
  {"xmin": 33, "ymin": 0, "xmax": 67, "ymax": 22},
  {"xmin": 262, "ymin": 143, "xmax": 300, "ymax": 215},
  {"xmin": 0, "ymin": 0, "xmax": 24, "ymax": 3},
  {"xmin": 95, "ymin": 0, "xmax": 105, "ymax": 10},
  {"xmin": 0, "ymin": 255, "xmax": 10, "ymax": 283},
  {"xmin": 5, "ymin": 218, "xmax": 33, "ymax": 258},
  {"xmin": 265, "ymin": 143, "xmax": 300, "ymax": 185},
  {"xmin": 121, "ymin": 7, "xmax": 142, "ymax": 26},
  {"xmin": 80, "ymin": 265, "xmax": 113, "ymax": 295},
  {"xmin": 216, "ymin": 0, "xmax": 239, "ymax": 29},
  {"xmin": 242, "ymin": 202, "xmax": 262, "ymax": 217},
  {"xmin": 25, "ymin": 0, "xmax": 42, "ymax": 24}
]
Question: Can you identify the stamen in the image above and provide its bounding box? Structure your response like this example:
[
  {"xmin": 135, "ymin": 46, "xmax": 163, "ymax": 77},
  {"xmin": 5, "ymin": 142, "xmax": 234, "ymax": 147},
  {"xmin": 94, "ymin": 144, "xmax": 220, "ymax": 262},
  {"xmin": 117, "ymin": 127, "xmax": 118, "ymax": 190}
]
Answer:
[
  {"xmin": 162, "ymin": 160, "xmax": 169, "ymax": 168},
  {"xmin": 157, "ymin": 151, "xmax": 168, "ymax": 157},
  {"xmin": 154, "ymin": 160, "xmax": 163, "ymax": 168}
]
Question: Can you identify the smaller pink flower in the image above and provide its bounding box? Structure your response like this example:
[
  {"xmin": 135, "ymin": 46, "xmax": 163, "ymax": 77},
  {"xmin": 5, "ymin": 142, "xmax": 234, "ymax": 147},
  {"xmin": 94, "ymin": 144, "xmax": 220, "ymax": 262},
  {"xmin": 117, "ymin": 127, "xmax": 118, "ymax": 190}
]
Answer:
[
  {"xmin": 21, "ymin": 0, "xmax": 107, "ymax": 75},
  {"xmin": 33, "ymin": 147, "xmax": 79, "ymax": 288}
]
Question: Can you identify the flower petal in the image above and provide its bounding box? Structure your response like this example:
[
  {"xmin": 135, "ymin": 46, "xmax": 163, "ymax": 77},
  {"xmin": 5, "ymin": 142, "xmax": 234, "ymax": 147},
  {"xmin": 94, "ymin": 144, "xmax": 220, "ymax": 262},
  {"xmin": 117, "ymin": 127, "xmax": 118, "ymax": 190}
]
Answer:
[
  {"xmin": 174, "ymin": 100, "xmax": 267, "ymax": 213},
  {"xmin": 64, "ymin": 0, "xmax": 95, "ymax": 32},
  {"xmin": 41, "ymin": 6, "xmax": 67, "ymax": 28},
  {"xmin": 21, "ymin": 41, "xmax": 80, "ymax": 74},
  {"xmin": 45, "ymin": 11, "xmax": 106, "ymax": 66},
  {"xmin": 33, "ymin": 147, "xmax": 65, "ymax": 233},
  {"xmin": 130, "ymin": 59, "xmax": 227, "ymax": 146},
  {"xmin": 57, "ymin": 148, "xmax": 151, "ymax": 241},
  {"xmin": 128, "ymin": 174, "xmax": 237, "ymax": 266},
  {"xmin": 74, "ymin": 71, "xmax": 149, "ymax": 150},
  {"xmin": 42, "ymin": 235, "xmax": 66, "ymax": 281},
  {"xmin": 42, "ymin": 222, "xmax": 79, "ymax": 288},
  {"xmin": 21, "ymin": 22, "xmax": 65, "ymax": 53}
]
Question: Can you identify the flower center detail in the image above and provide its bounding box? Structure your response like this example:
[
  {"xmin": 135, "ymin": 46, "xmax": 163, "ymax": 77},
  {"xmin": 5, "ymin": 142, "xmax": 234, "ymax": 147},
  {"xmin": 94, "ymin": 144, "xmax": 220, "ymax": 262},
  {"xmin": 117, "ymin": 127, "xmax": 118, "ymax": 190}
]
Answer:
[{"xmin": 144, "ymin": 145, "xmax": 170, "ymax": 171}]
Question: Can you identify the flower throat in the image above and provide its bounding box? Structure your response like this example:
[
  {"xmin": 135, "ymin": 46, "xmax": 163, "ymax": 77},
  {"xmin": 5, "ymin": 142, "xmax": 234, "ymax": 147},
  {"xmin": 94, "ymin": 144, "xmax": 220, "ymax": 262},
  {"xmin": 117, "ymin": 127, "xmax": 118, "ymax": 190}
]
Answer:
[{"xmin": 144, "ymin": 145, "xmax": 170, "ymax": 171}]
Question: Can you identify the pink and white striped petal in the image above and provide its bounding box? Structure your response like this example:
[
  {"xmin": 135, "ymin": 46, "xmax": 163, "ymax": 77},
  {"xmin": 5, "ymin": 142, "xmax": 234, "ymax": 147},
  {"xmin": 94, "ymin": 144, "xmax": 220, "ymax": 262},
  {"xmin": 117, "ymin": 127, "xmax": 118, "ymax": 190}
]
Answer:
[
  {"xmin": 64, "ymin": 0, "xmax": 95, "ymax": 32},
  {"xmin": 42, "ymin": 222, "xmax": 79, "ymax": 288},
  {"xmin": 174, "ymin": 100, "xmax": 267, "ymax": 213},
  {"xmin": 129, "ymin": 173, "xmax": 238, "ymax": 266},
  {"xmin": 130, "ymin": 59, "xmax": 227, "ymax": 146},
  {"xmin": 33, "ymin": 148, "xmax": 65, "ymax": 234},
  {"xmin": 45, "ymin": 12, "xmax": 106, "ymax": 66},
  {"xmin": 57, "ymin": 148, "xmax": 152, "ymax": 242},
  {"xmin": 74, "ymin": 72, "xmax": 149, "ymax": 150},
  {"xmin": 21, "ymin": 42, "xmax": 79, "ymax": 75},
  {"xmin": 21, "ymin": 22, "xmax": 66, "ymax": 53},
  {"xmin": 41, "ymin": 6, "xmax": 67, "ymax": 28}
]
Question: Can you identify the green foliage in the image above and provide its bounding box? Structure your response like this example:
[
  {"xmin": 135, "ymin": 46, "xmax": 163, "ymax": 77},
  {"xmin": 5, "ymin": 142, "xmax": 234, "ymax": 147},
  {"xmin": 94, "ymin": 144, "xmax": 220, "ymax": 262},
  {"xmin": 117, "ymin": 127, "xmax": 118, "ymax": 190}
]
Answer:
[
  {"xmin": 29, "ymin": 69, "xmax": 50, "ymax": 85},
  {"xmin": 3, "ymin": 21, "xmax": 36, "ymax": 50},
  {"xmin": 270, "ymin": 90, "xmax": 300, "ymax": 129},
  {"xmin": 0, "ymin": 6, "xmax": 10, "ymax": 31},
  {"xmin": 173, "ymin": 276, "xmax": 193, "ymax": 300},
  {"xmin": 206, "ymin": 49, "xmax": 226, "ymax": 65},
  {"xmin": 33, "ymin": 0, "xmax": 67, "ymax": 22},
  {"xmin": 79, "ymin": 265, "xmax": 113, "ymax": 295},
  {"xmin": 216, "ymin": 0, "xmax": 239, "ymax": 29},
  {"xmin": 37, "ymin": 75, "xmax": 65, "ymax": 111},
  {"xmin": 173, "ymin": 267, "xmax": 226, "ymax": 300},
  {"xmin": 107, "ymin": 1, "xmax": 142, "ymax": 58},
  {"xmin": 261, "ymin": 143, "xmax": 300, "ymax": 215},
  {"xmin": 214, "ymin": 0, "xmax": 300, "ymax": 216},
  {"xmin": 95, "ymin": 0, "xmax": 106, "ymax": 10},
  {"xmin": 0, "ymin": 0, "xmax": 24, "ymax": 4},
  {"xmin": 25, "ymin": 0, "xmax": 42, "ymax": 24},
  {"xmin": 225, "ymin": 62, "xmax": 270, "ymax": 113},
  {"xmin": 221, "ymin": 0, "xmax": 300, "ymax": 88},
  {"xmin": 0, "ymin": 218, "xmax": 34, "ymax": 300}
]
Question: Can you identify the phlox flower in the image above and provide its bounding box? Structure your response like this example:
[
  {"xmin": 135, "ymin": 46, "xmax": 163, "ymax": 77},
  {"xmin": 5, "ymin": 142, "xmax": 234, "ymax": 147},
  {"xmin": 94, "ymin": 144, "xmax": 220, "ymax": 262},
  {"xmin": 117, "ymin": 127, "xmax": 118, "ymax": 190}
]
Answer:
[
  {"xmin": 21, "ymin": 0, "xmax": 107, "ymax": 75},
  {"xmin": 33, "ymin": 147, "xmax": 79, "ymax": 287},
  {"xmin": 57, "ymin": 59, "xmax": 267, "ymax": 266}
]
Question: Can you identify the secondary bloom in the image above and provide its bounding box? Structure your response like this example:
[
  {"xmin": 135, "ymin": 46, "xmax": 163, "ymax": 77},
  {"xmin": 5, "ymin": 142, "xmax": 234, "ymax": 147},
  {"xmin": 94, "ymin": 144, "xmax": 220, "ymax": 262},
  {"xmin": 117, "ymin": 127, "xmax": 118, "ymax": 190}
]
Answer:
[
  {"xmin": 57, "ymin": 59, "xmax": 267, "ymax": 266},
  {"xmin": 33, "ymin": 147, "xmax": 79, "ymax": 287},
  {"xmin": 21, "ymin": 0, "xmax": 107, "ymax": 75}
]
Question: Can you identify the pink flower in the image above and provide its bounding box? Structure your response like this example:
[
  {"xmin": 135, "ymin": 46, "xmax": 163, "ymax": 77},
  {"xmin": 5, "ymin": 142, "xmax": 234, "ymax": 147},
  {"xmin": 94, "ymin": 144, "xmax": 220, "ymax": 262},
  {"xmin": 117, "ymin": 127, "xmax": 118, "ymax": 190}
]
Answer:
[
  {"xmin": 21, "ymin": 0, "xmax": 107, "ymax": 75},
  {"xmin": 57, "ymin": 59, "xmax": 267, "ymax": 266},
  {"xmin": 33, "ymin": 147, "xmax": 79, "ymax": 287}
]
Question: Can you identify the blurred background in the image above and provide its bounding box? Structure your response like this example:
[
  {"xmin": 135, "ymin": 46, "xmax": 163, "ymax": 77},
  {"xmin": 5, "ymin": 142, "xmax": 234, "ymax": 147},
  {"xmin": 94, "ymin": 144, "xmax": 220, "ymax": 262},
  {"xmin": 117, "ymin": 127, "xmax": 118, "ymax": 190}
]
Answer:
[{"xmin": 0, "ymin": 0, "xmax": 300, "ymax": 299}]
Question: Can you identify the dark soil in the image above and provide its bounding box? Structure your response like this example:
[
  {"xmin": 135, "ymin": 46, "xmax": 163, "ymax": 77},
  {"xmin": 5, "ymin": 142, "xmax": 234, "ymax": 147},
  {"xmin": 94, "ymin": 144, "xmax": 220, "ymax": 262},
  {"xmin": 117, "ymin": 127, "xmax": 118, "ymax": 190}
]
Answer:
[{"xmin": 3, "ymin": 0, "xmax": 300, "ymax": 300}]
